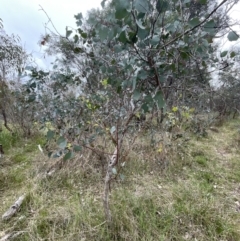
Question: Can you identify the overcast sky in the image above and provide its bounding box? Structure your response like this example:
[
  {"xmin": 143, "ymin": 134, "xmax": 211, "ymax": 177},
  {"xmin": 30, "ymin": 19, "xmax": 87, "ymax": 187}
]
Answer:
[
  {"xmin": 0, "ymin": 0, "xmax": 240, "ymax": 70},
  {"xmin": 0, "ymin": 0, "xmax": 101, "ymax": 68}
]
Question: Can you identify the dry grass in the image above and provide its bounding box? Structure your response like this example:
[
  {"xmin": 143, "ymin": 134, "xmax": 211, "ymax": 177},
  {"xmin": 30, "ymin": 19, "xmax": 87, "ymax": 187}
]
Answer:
[{"xmin": 0, "ymin": 118, "xmax": 240, "ymax": 240}]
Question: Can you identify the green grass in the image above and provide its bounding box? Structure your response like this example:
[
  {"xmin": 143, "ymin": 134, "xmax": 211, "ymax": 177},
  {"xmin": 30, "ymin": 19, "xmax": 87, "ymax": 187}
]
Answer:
[
  {"xmin": 0, "ymin": 118, "xmax": 240, "ymax": 240},
  {"xmin": 0, "ymin": 128, "xmax": 20, "ymax": 151}
]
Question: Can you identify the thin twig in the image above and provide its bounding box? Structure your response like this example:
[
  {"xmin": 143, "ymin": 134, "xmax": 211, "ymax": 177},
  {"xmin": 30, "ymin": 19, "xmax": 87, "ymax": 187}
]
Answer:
[
  {"xmin": 159, "ymin": 0, "xmax": 229, "ymax": 49},
  {"xmin": 39, "ymin": 5, "xmax": 63, "ymax": 37}
]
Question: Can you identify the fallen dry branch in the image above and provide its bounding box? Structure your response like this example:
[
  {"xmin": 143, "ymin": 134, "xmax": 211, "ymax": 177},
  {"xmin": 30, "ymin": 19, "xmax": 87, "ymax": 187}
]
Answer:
[
  {"xmin": 0, "ymin": 231, "xmax": 24, "ymax": 241},
  {"xmin": 2, "ymin": 194, "xmax": 25, "ymax": 221}
]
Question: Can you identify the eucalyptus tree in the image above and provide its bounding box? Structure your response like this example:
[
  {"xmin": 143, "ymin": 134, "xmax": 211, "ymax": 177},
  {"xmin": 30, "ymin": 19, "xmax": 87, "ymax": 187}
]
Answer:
[
  {"xmin": 212, "ymin": 59, "xmax": 240, "ymax": 118},
  {"xmin": 0, "ymin": 28, "xmax": 28, "ymax": 82},
  {"xmin": 29, "ymin": 0, "xmax": 239, "ymax": 221},
  {"xmin": 0, "ymin": 22, "xmax": 31, "ymax": 133}
]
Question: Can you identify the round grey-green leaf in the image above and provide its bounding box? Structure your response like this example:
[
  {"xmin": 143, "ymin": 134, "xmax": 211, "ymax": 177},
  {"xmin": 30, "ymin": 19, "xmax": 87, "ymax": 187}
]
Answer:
[
  {"xmin": 64, "ymin": 151, "xmax": 74, "ymax": 161},
  {"xmin": 227, "ymin": 31, "xmax": 239, "ymax": 42},
  {"xmin": 220, "ymin": 51, "xmax": 228, "ymax": 58},
  {"xmin": 47, "ymin": 130, "xmax": 55, "ymax": 140},
  {"xmin": 57, "ymin": 137, "xmax": 67, "ymax": 149},
  {"xmin": 134, "ymin": 0, "xmax": 149, "ymax": 13}
]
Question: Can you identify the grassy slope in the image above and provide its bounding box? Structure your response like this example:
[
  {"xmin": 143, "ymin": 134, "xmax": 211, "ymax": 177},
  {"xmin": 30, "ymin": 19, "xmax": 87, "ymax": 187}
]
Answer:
[{"xmin": 0, "ymin": 118, "xmax": 240, "ymax": 241}]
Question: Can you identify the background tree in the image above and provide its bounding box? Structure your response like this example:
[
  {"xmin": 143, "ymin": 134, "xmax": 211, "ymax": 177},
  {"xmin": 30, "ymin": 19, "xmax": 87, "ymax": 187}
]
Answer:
[{"xmin": 0, "ymin": 21, "xmax": 33, "ymax": 134}]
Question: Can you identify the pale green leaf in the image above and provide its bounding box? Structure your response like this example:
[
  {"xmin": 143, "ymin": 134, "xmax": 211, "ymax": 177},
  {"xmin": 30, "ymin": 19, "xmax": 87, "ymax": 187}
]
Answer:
[
  {"xmin": 203, "ymin": 20, "xmax": 215, "ymax": 34},
  {"xmin": 137, "ymin": 28, "xmax": 149, "ymax": 40},
  {"xmin": 133, "ymin": 90, "xmax": 141, "ymax": 100},
  {"xmin": 156, "ymin": 0, "xmax": 169, "ymax": 13},
  {"xmin": 74, "ymin": 13, "xmax": 83, "ymax": 26},
  {"xmin": 66, "ymin": 30, "xmax": 72, "ymax": 38},
  {"xmin": 132, "ymin": 77, "xmax": 136, "ymax": 89},
  {"xmin": 227, "ymin": 31, "xmax": 239, "ymax": 41},
  {"xmin": 63, "ymin": 151, "xmax": 74, "ymax": 161},
  {"xmin": 141, "ymin": 103, "xmax": 149, "ymax": 113},
  {"xmin": 154, "ymin": 91, "xmax": 165, "ymax": 108},
  {"xmin": 134, "ymin": 0, "xmax": 149, "ymax": 13},
  {"xmin": 115, "ymin": 0, "xmax": 130, "ymax": 11},
  {"xmin": 113, "ymin": 44, "xmax": 123, "ymax": 53},
  {"xmin": 138, "ymin": 70, "xmax": 148, "ymax": 79},
  {"xmin": 73, "ymin": 145, "xmax": 82, "ymax": 152},
  {"xmin": 150, "ymin": 35, "xmax": 160, "ymax": 45},
  {"xmin": 47, "ymin": 130, "xmax": 54, "ymax": 140},
  {"xmin": 120, "ymin": 174, "xmax": 125, "ymax": 180},
  {"xmin": 110, "ymin": 126, "xmax": 116, "ymax": 134},
  {"xmin": 136, "ymin": 19, "xmax": 145, "ymax": 29},
  {"xmin": 188, "ymin": 18, "xmax": 200, "ymax": 27},
  {"xmin": 98, "ymin": 27, "xmax": 108, "ymax": 41},
  {"xmin": 115, "ymin": 8, "xmax": 128, "ymax": 19},
  {"xmin": 57, "ymin": 137, "xmax": 67, "ymax": 149},
  {"xmin": 220, "ymin": 51, "xmax": 228, "ymax": 58},
  {"xmin": 118, "ymin": 31, "xmax": 128, "ymax": 43}
]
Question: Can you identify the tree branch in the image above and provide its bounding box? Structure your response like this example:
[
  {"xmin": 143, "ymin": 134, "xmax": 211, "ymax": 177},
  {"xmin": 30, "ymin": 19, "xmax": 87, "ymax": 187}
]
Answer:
[{"xmin": 159, "ymin": 0, "xmax": 229, "ymax": 49}]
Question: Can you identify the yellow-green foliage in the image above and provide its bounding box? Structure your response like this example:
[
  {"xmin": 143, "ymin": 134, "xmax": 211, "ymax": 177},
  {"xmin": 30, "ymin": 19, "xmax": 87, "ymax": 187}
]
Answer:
[{"xmin": 165, "ymin": 105, "xmax": 195, "ymax": 130}]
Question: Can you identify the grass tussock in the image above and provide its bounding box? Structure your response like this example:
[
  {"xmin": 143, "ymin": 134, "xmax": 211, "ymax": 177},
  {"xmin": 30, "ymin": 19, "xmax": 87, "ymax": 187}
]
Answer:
[{"xmin": 0, "ymin": 119, "xmax": 240, "ymax": 240}]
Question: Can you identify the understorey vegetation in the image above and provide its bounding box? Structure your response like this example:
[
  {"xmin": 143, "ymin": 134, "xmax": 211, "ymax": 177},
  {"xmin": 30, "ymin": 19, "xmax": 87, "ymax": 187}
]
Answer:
[{"xmin": 0, "ymin": 0, "xmax": 240, "ymax": 240}]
